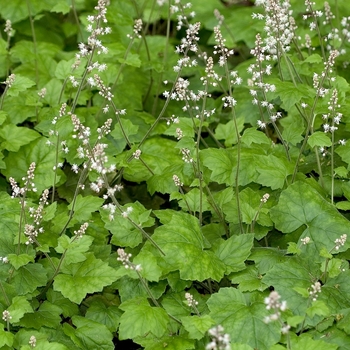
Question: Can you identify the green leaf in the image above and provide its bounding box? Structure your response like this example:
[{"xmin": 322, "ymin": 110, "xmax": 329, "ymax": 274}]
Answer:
[
  {"xmin": 270, "ymin": 181, "xmax": 350, "ymax": 255},
  {"xmin": 172, "ymin": 188, "xmax": 211, "ymax": 213},
  {"xmin": 215, "ymin": 118, "xmax": 245, "ymax": 146},
  {"xmin": 201, "ymin": 148, "xmax": 235, "ymax": 186},
  {"xmin": 207, "ymin": 288, "xmax": 280, "ymax": 349},
  {"xmin": 336, "ymin": 142, "xmax": 350, "ymax": 169},
  {"xmin": 268, "ymin": 79, "xmax": 314, "ymax": 110},
  {"xmin": 68, "ymin": 194, "xmax": 104, "ymax": 224},
  {"xmin": 6, "ymin": 75, "xmax": 36, "ymax": 97},
  {"xmin": 50, "ymin": 1, "xmax": 71, "ymax": 14},
  {"xmin": 181, "ymin": 315, "xmax": 215, "ymax": 340},
  {"xmin": 55, "ymin": 235, "xmax": 93, "ymax": 266},
  {"xmin": 279, "ymin": 114, "xmax": 305, "ymax": 146},
  {"xmin": 306, "ymin": 300, "xmax": 330, "ymax": 318},
  {"xmin": 85, "ymin": 300, "xmax": 121, "ymax": 333},
  {"xmin": 256, "ymin": 154, "xmax": 294, "ymax": 189},
  {"xmin": 0, "ymin": 327, "xmax": 14, "ymax": 347},
  {"xmin": 337, "ymin": 308, "xmax": 350, "ymax": 334},
  {"xmin": 119, "ymin": 298, "xmax": 170, "ymax": 339},
  {"xmin": 214, "ymin": 233, "xmax": 254, "ymax": 273},
  {"xmin": 231, "ymin": 266, "xmax": 269, "ymax": 292},
  {"xmin": 139, "ymin": 336, "xmax": 195, "ymax": 350},
  {"xmin": 262, "ymin": 257, "xmax": 312, "ymax": 315},
  {"xmin": 12, "ymin": 263, "xmax": 47, "ymax": 295},
  {"xmin": 148, "ymin": 211, "xmax": 226, "ymax": 281},
  {"xmin": 53, "ymin": 253, "xmax": 118, "ymax": 304},
  {"xmin": 241, "ymin": 128, "xmax": 271, "ymax": 146},
  {"xmin": 307, "ymin": 132, "xmax": 332, "ymax": 148},
  {"xmin": 290, "ymin": 335, "xmax": 338, "ymax": 350},
  {"xmin": 133, "ymin": 250, "xmax": 163, "ymax": 282},
  {"xmin": 7, "ymin": 254, "xmax": 34, "ymax": 269},
  {"xmin": 101, "ymin": 201, "xmax": 154, "ymax": 248},
  {"xmin": 46, "ymin": 289, "xmax": 79, "ymax": 318},
  {"xmin": 71, "ymin": 315, "xmax": 114, "ymax": 350},
  {"xmin": 3, "ymin": 137, "xmax": 64, "ymax": 194},
  {"xmin": 335, "ymin": 201, "xmax": 350, "ymax": 210},
  {"xmin": 19, "ymin": 301, "xmax": 62, "ymax": 329},
  {"xmin": 334, "ymin": 166, "xmax": 348, "ymax": 178},
  {"xmin": 0, "ymin": 124, "xmax": 40, "ymax": 152},
  {"xmin": 8, "ymin": 296, "xmax": 32, "ymax": 323}
]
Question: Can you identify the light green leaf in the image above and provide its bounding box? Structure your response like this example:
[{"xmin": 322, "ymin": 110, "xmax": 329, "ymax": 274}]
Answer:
[
  {"xmin": 256, "ymin": 154, "xmax": 294, "ymax": 190},
  {"xmin": 306, "ymin": 300, "xmax": 330, "ymax": 318},
  {"xmin": 307, "ymin": 132, "xmax": 332, "ymax": 148},
  {"xmin": 8, "ymin": 296, "xmax": 32, "ymax": 323},
  {"xmin": 7, "ymin": 254, "xmax": 34, "ymax": 269},
  {"xmin": 291, "ymin": 335, "xmax": 338, "ymax": 350},
  {"xmin": 0, "ymin": 124, "xmax": 40, "ymax": 152},
  {"xmin": 133, "ymin": 250, "xmax": 163, "ymax": 282},
  {"xmin": 50, "ymin": 1, "xmax": 71, "ymax": 14},
  {"xmin": 119, "ymin": 298, "xmax": 170, "ymax": 339},
  {"xmin": 55, "ymin": 235, "xmax": 93, "ymax": 266},
  {"xmin": 241, "ymin": 128, "xmax": 271, "ymax": 146},
  {"xmin": 215, "ymin": 118, "xmax": 245, "ymax": 146},
  {"xmin": 181, "ymin": 315, "xmax": 215, "ymax": 340},
  {"xmin": 335, "ymin": 201, "xmax": 350, "ymax": 210},
  {"xmin": 54, "ymin": 253, "xmax": 118, "ymax": 304},
  {"xmin": 207, "ymin": 288, "xmax": 280, "ymax": 350},
  {"xmin": 68, "ymin": 194, "xmax": 104, "ymax": 224},
  {"xmin": 0, "ymin": 327, "xmax": 14, "ymax": 347},
  {"xmin": 6, "ymin": 75, "xmax": 36, "ymax": 97}
]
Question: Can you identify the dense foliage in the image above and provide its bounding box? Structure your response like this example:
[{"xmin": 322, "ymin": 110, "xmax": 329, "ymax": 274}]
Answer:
[{"xmin": 1, "ymin": 0, "xmax": 350, "ymax": 349}]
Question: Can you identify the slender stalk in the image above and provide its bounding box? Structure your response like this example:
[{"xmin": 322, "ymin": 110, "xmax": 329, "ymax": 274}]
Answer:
[{"xmin": 26, "ymin": 0, "xmax": 39, "ymax": 87}]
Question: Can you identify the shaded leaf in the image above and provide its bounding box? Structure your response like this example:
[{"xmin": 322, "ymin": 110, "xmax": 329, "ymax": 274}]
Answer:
[{"xmin": 207, "ymin": 288, "xmax": 280, "ymax": 349}]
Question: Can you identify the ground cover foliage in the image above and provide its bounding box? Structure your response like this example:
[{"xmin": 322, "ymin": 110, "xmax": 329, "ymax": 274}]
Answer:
[{"xmin": 1, "ymin": 0, "xmax": 350, "ymax": 348}]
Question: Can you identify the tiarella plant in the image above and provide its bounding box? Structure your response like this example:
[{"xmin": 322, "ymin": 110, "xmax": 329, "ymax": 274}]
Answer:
[{"xmin": 0, "ymin": 0, "xmax": 350, "ymax": 349}]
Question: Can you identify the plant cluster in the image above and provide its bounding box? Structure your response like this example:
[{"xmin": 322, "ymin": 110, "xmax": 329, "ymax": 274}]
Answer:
[{"xmin": 1, "ymin": 0, "xmax": 350, "ymax": 349}]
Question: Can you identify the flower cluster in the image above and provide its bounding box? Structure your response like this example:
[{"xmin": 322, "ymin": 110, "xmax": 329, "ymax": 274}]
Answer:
[
  {"xmin": 253, "ymin": 0, "xmax": 295, "ymax": 59},
  {"xmin": 206, "ymin": 325, "xmax": 231, "ymax": 350},
  {"xmin": 2, "ymin": 73, "xmax": 15, "ymax": 88},
  {"xmin": 9, "ymin": 162, "xmax": 37, "ymax": 198},
  {"xmin": 309, "ymin": 281, "xmax": 321, "ymax": 301},
  {"xmin": 334, "ymin": 234, "xmax": 347, "ymax": 250},
  {"xmin": 0, "ymin": 256, "xmax": 9, "ymax": 264},
  {"xmin": 127, "ymin": 19, "xmax": 143, "ymax": 39},
  {"xmin": 74, "ymin": 222, "xmax": 89, "ymax": 239},
  {"xmin": 29, "ymin": 336, "xmax": 36, "ymax": 348},
  {"xmin": 173, "ymin": 175, "xmax": 183, "ymax": 187},
  {"xmin": 2, "ymin": 310, "xmax": 11, "ymax": 322},
  {"xmin": 213, "ymin": 26, "xmax": 234, "ymax": 67},
  {"xmin": 264, "ymin": 290, "xmax": 290, "ymax": 334},
  {"xmin": 117, "ymin": 248, "xmax": 141, "ymax": 271},
  {"xmin": 185, "ymin": 292, "xmax": 198, "ymax": 308}
]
